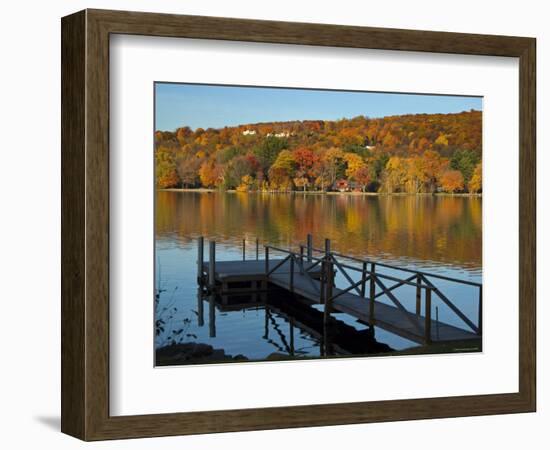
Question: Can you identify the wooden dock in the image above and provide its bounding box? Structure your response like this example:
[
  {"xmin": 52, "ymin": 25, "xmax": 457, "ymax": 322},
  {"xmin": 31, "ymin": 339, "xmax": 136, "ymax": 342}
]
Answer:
[{"xmin": 197, "ymin": 236, "xmax": 482, "ymax": 346}]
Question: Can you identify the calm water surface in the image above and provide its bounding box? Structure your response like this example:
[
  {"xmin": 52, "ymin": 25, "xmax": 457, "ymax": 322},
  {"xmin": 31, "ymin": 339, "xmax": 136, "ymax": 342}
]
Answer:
[{"xmin": 155, "ymin": 191, "xmax": 482, "ymax": 363}]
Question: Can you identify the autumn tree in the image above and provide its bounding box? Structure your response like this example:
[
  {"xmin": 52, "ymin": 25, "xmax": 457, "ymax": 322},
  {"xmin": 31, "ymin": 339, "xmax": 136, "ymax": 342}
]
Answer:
[
  {"xmin": 419, "ymin": 150, "xmax": 449, "ymax": 193},
  {"xmin": 322, "ymin": 147, "xmax": 345, "ymax": 188},
  {"xmin": 236, "ymin": 174, "xmax": 255, "ymax": 192},
  {"xmin": 199, "ymin": 160, "xmax": 223, "ymax": 188},
  {"xmin": 293, "ymin": 147, "xmax": 319, "ymax": 190},
  {"xmin": 268, "ymin": 150, "xmax": 295, "ymax": 190},
  {"xmin": 177, "ymin": 156, "xmax": 202, "ymax": 187},
  {"xmin": 343, "ymin": 152, "xmax": 366, "ymax": 181},
  {"xmin": 440, "ymin": 170, "xmax": 465, "ymax": 193},
  {"xmin": 156, "ymin": 147, "xmax": 180, "ymax": 188},
  {"xmin": 469, "ymin": 162, "xmax": 482, "ymax": 193},
  {"xmin": 382, "ymin": 156, "xmax": 408, "ymax": 193},
  {"xmin": 224, "ymin": 155, "xmax": 256, "ymax": 189},
  {"xmin": 293, "ymin": 176, "xmax": 309, "ymax": 192},
  {"xmin": 354, "ymin": 166, "xmax": 371, "ymax": 192}
]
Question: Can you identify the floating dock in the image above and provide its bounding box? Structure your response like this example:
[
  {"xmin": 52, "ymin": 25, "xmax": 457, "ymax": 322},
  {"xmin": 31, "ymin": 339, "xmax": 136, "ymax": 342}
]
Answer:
[{"xmin": 197, "ymin": 235, "xmax": 482, "ymax": 346}]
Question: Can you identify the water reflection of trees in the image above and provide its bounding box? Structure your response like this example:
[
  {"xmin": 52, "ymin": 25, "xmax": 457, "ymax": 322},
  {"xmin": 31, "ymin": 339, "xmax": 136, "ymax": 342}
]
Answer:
[{"xmin": 156, "ymin": 191, "xmax": 482, "ymax": 268}]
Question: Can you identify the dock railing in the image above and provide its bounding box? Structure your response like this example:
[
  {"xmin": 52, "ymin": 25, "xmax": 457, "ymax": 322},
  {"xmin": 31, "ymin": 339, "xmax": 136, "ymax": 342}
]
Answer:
[
  {"xmin": 265, "ymin": 242, "xmax": 441, "ymax": 343},
  {"xmin": 197, "ymin": 235, "xmax": 482, "ymax": 344},
  {"xmin": 309, "ymin": 241, "xmax": 482, "ymax": 338},
  {"xmin": 264, "ymin": 236, "xmax": 481, "ymax": 344}
]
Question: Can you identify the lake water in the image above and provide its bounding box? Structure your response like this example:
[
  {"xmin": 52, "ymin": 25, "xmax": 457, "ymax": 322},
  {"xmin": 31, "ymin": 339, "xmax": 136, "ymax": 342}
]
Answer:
[{"xmin": 155, "ymin": 191, "xmax": 482, "ymax": 364}]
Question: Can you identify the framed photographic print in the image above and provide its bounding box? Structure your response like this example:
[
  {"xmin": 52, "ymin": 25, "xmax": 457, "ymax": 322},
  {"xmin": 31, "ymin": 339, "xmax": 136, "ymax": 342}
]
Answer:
[{"xmin": 61, "ymin": 9, "xmax": 536, "ymax": 440}]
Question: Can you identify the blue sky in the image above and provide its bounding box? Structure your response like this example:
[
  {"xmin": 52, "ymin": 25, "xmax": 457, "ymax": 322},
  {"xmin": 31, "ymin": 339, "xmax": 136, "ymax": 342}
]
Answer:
[{"xmin": 155, "ymin": 82, "xmax": 482, "ymax": 131}]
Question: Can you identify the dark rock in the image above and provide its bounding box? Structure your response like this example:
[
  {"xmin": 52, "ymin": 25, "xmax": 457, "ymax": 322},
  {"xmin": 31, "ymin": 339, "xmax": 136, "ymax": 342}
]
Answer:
[{"xmin": 156, "ymin": 342, "xmax": 250, "ymax": 365}]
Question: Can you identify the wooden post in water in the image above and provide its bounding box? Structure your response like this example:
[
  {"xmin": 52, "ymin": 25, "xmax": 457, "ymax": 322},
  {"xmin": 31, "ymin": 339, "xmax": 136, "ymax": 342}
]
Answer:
[
  {"xmin": 256, "ymin": 238, "xmax": 259, "ymax": 261},
  {"xmin": 425, "ymin": 288, "xmax": 432, "ymax": 344},
  {"xmin": 264, "ymin": 246, "xmax": 269, "ymax": 275},
  {"xmin": 307, "ymin": 233, "xmax": 313, "ymax": 262},
  {"xmin": 369, "ymin": 262, "xmax": 376, "ymax": 321},
  {"xmin": 242, "ymin": 239, "xmax": 246, "ymax": 261},
  {"xmin": 208, "ymin": 240, "xmax": 216, "ymax": 291},
  {"xmin": 197, "ymin": 236, "xmax": 204, "ymax": 285},
  {"xmin": 415, "ymin": 274, "xmax": 422, "ymax": 315},
  {"xmin": 478, "ymin": 286, "xmax": 483, "ymax": 336}
]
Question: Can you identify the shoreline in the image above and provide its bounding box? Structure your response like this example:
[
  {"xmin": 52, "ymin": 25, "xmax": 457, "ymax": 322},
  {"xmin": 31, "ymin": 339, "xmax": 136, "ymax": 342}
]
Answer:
[{"xmin": 158, "ymin": 188, "xmax": 482, "ymax": 197}]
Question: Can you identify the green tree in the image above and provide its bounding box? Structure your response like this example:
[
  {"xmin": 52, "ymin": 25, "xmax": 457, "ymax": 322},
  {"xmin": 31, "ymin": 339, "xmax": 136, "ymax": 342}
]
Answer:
[
  {"xmin": 254, "ymin": 136, "xmax": 288, "ymax": 173},
  {"xmin": 451, "ymin": 149, "xmax": 480, "ymax": 184}
]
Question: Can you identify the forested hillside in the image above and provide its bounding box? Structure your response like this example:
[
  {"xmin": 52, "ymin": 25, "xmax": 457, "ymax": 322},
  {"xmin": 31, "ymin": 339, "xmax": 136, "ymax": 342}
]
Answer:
[{"xmin": 155, "ymin": 110, "xmax": 482, "ymax": 193}]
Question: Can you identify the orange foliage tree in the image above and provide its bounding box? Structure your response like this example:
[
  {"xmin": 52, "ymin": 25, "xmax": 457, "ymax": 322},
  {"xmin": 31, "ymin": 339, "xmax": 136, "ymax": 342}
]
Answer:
[
  {"xmin": 440, "ymin": 170, "xmax": 465, "ymax": 193},
  {"xmin": 199, "ymin": 160, "xmax": 223, "ymax": 188}
]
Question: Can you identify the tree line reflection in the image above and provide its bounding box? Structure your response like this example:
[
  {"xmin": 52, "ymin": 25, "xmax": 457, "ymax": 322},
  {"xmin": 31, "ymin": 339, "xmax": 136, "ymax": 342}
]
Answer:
[{"xmin": 156, "ymin": 191, "xmax": 481, "ymax": 270}]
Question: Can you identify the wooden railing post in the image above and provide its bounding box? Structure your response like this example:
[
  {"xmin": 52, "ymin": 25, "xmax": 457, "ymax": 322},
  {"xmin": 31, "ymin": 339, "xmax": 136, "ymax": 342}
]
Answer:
[
  {"xmin": 360, "ymin": 261, "xmax": 367, "ymax": 297},
  {"xmin": 307, "ymin": 233, "xmax": 313, "ymax": 262},
  {"xmin": 208, "ymin": 240, "xmax": 216, "ymax": 291},
  {"xmin": 416, "ymin": 274, "xmax": 422, "ymax": 315},
  {"xmin": 425, "ymin": 287, "xmax": 432, "ymax": 344},
  {"xmin": 324, "ymin": 256, "xmax": 333, "ymax": 324},
  {"xmin": 478, "ymin": 286, "xmax": 483, "ymax": 336},
  {"xmin": 369, "ymin": 262, "xmax": 376, "ymax": 320},
  {"xmin": 197, "ymin": 236, "xmax": 204, "ymax": 285},
  {"xmin": 323, "ymin": 239, "xmax": 333, "ymax": 323}
]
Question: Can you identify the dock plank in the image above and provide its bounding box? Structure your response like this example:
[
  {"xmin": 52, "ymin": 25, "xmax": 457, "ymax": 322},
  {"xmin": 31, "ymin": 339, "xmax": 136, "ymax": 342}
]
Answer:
[{"xmin": 203, "ymin": 259, "xmax": 321, "ymax": 281}]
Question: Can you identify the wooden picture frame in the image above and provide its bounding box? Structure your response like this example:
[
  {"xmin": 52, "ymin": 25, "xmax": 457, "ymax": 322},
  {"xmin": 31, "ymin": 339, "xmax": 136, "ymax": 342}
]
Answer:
[{"xmin": 61, "ymin": 8, "xmax": 536, "ymax": 441}]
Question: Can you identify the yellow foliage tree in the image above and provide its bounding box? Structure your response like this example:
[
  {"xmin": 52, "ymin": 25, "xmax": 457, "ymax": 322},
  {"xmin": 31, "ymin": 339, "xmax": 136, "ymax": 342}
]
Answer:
[
  {"xmin": 469, "ymin": 162, "xmax": 482, "ymax": 193},
  {"xmin": 343, "ymin": 153, "xmax": 366, "ymax": 180},
  {"xmin": 236, "ymin": 174, "xmax": 255, "ymax": 192}
]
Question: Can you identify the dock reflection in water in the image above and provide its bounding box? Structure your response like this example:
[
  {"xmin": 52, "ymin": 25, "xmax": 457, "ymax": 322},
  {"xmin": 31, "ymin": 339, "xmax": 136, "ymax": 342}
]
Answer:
[{"xmin": 155, "ymin": 289, "xmax": 394, "ymax": 366}]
